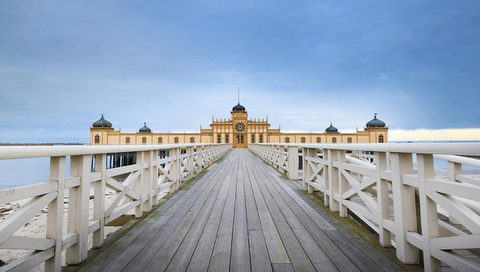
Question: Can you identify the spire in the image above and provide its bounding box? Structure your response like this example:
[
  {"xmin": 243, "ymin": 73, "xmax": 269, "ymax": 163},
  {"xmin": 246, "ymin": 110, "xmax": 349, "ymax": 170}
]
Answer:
[{"xmin": 238, "ymin": 88, "xmax": 240, "ymax": 104}]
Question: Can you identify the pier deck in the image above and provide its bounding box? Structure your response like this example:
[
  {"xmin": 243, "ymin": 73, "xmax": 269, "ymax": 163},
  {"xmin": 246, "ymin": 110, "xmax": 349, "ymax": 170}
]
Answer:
[{"xmin": 71, "ymin": 149, "xmax": 408, "ymax": 272}]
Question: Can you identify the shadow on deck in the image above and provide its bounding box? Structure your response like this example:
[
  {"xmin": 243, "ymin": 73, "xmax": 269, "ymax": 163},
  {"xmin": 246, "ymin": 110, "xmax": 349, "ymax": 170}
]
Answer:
[{"xmin": 64, "ymin": 149, "xmax": 422, "ymax": 272}]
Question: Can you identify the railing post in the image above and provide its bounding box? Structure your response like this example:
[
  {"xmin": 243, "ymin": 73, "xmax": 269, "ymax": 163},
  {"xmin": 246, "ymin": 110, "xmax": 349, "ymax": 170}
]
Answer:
[
  {"xmin": 278, "ymin": 145, "xmax": 285, "ymax": 174},
  {"xmin": 45, "ymin": 156, "xmax": 66, "ymax": 272},
  {"xmin": 417, "ymin": 154, "xmax": 441, "ymax": 271},
  {"xmin": 143, "ymin": 150, "xmax": 154, "ymax": 213},
  {"xmin": 152, "ymin": 150, "xmax": 159, "ymax": 206},
  {"xmin": 187, "ymin": 146, "xmax": 194, "ymax": 179},
  {"xmin": 66, "ymin": 155, "xmax": 91, "ymax": 265},
  {"xmin": 287, "ymin": 146, "xmax": 299, "ymax": 180},
  {"xmin": 303, "ymin": 148, "xmax": 314, "ymax": 193},
  {"xmin": 93, "ymin": 154, "xmax": 106, "ymax": 248},
  {"xmin": 338, "ymin": 150, "xmax": 348, "ymax": 217},
  {"xmin": 133, "ymin": 151, "xmax": 144, "ymax": 218},
  {"xmin": 447, "ymin": 161, "xmax": 462, "ymax": 224},
  {"xmin": 172, "ymin": 147, "xmax": 181, "ymax": 190},
  {"xmin": 391, "ymin": 152, "xmax": 419, "ymax": 264},
  {"xmin": 327, "ymin": 149, "xmax": 339, "ymax": 211},
  {"xmin": 376, "ymin": 152, "xmax": 391, "ymax": 247}
]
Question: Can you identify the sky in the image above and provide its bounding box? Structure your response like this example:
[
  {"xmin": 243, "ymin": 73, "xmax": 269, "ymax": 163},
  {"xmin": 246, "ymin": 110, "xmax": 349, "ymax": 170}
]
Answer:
[{"xmin": 0, "ymin": 1, "xmax": 479, "ymax": 143}]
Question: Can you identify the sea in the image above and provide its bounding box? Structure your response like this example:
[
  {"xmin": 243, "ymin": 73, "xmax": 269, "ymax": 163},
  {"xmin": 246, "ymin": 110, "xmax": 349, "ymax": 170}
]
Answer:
[{"xmin": 0, "ymin": 141, "xmax": 479, "ymax": 189}]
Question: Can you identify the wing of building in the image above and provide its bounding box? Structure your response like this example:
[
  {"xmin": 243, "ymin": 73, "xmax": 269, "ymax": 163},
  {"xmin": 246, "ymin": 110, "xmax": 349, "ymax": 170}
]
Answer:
[{"xmin": 90, "ymin": 103, "xmax": 388, "ymax": 146}]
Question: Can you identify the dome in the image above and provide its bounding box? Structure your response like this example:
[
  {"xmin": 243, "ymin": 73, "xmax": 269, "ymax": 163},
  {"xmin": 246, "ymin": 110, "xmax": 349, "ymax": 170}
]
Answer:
[
  {"xmin": 232, "ymin": 103, "xmax": 246, "ymax": 111},
  {"xmin": 366, "ymin": 113, "xmax": 386, "ymax": 128},
  {"xmin": 139, "ymin": 122, "xmax": 152, "ymax": 133},
  {"xmin": 325, "ymin": 122, "xmax": 338, "ymax": 133},
  {"xmin": 92, "ymin": 114, "xmax": 112, "ymax": 128}
]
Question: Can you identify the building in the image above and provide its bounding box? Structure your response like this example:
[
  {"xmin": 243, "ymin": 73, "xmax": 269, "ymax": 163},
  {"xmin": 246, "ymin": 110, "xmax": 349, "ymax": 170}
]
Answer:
[{"xmin": 90, "ymin": 102, "xmax": 388, "ymax": 146}]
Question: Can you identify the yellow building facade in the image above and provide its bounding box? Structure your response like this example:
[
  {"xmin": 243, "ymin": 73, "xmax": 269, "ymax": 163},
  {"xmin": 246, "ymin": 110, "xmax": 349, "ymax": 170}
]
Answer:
[{"xmin": 90, "ymin": 103, "xmax": 388, "ymax": 146}]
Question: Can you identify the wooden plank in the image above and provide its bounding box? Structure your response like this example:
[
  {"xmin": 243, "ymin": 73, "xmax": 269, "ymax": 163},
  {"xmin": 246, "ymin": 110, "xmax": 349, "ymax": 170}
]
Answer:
[
  {"xmin": 249, "ymin": 230, "xmax": 273, "ymax": 272},
  {"xmin": 252, "ymin": 159, "xmax": 339, "ymax": 271},
  {"xmin": 98, "ymin": 156, "xmax": 231, "ymax": 272},
  {"xmin": 246, "ymin": 153, "xmax": 291, "ymax": 264},
  {"xmin": 208, "ymin": 157, "xmax": 238, "ymax": 271},
  {"xmin": 261, "ymin": 171, "xmax": 358, "ymax": 271},
  {"xmin": 243, "ymin": 154, "xmax": 262, "ymax": 231},
  {"xmin": 248, "ymin": 157, "xmax": 317, "ymax": 271},
  {"xmin": 255, "ymin": 155, "xmax": 335, "ymax": 230},
  {"xmin": 120, "ymin": 155, "xmax": 231, "ymax": 272},
  {"xmin": 230, "ymin": 159, "xmax": 250, "ymax": 272},
  {"xmin": 272, "ymin": 263, "xmax": 295, "ymax": 272},
  {"xmin": 165, "ymin": 157, "xmax": 234, "ymax": 272},
  {"xmin": 187, "ymin": 157, "xmax": 236, "ymax": 272},
  {"xmin": 270, "ymin": 158, "xmax": 406, "ymax": 272},
  {"xmin": 324, "ymin": 230, "xmax": 384, "ymax": 272},
  {"xmin": 143, "ymin": 190, "xmax": 219, "ymax": 272}
]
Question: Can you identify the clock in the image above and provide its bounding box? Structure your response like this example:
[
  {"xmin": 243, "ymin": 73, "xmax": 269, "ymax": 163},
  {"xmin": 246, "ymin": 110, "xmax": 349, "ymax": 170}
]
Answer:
[{"xmin": 235, "ymin": 122, "xmax": 246, "ymax": 132}]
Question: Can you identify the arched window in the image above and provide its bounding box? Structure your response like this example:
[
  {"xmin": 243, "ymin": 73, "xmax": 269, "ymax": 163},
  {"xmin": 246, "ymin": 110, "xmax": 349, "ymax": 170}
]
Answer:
[
  {"xmin": 126, "ymin": 137, "xmax": 130, "ymax": 144},
  {"xmin": 347, "ymin": 137, "xmax": 352, "ymax": 143},
  {"xmin": 252, "ymin": 134, "xmax": 255, "ymax": 143},
  {"xmin": 301, "ymin": 137, "xmax": 306, "ymax": 143},
  {"xmin": 379, "ymin": 134, "xmax": 384, "ymax": 143},
  {"xmin": 94, "ymin": 135, "xmax": 100, "ymax": 144},
  {"xmin": 158, "ymin": 137, "xmax": 162, "ymax": 144},
  {"xmin": 285, "ymin": 137, "xmax": 290, "ymax": 143},
  {"xmin": 332, "ymin": 137, "xmax": 337, "ymax": 143},
  {"xmin": 217, "ymin": 134, "xmax": 221, "ymax": 143},
  {"xmin": 190, "ymin": 137, "xmax": 195, "ymax": 143},
  {"xmin": 142, "ymin": 137, "xmax": 147, "ymax": 144},
  {"xmin": 225, "ymin": 134, "xmax": 229, "ymax": 143},
  {"xmin": 316, "ymin": 137, "xmax": 321, "ymax": 143},
  {"xmin": 174, "ymin": 137, "xmax": 179, "ymax": 143}
]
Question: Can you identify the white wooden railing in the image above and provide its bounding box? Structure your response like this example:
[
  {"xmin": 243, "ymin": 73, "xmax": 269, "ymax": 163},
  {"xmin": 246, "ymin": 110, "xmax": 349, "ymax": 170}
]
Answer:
[
  {"xmin": 249, "ymin": 143, "xmax": 480, "ymax": 272},
  {"xmin": 0, "ymin": 143, "xmax": 230, "ymax": 271}
]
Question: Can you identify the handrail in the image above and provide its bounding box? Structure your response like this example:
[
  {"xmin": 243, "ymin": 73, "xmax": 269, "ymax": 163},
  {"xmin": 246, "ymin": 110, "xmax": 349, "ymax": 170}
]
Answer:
[
  {"xmin": 252, "ymin": 142, "xmax": 480, "ymax": 156},
  {"xmin": 249, "ymin": 142, "xmax": 480, "ymax": 272},
  {"xmin": 0, "ymin": 143, "xmax": 217, "ymax": 160},
  {"xmin": 0, "ymin": 143, "xmax": 231, "ymax": 271}
]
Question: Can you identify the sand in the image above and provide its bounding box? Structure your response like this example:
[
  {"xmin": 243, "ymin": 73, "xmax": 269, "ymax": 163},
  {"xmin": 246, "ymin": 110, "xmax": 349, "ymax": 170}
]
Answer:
[{"xmin": 0, "ymin": 188, "xmax": 120, "ymax": 271}]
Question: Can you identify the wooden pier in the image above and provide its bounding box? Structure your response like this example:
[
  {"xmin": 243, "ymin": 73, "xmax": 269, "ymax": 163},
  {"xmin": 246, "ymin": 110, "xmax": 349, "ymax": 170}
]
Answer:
[{"xmin": 70, "ymin": 149, "xmax": 407, "ymax": 272}]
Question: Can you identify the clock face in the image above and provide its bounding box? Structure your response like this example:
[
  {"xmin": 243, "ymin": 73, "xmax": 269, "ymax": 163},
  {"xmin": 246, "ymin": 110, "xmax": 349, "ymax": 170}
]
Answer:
[{"xmin": 235, "ymin": 122, "xmax": 246, "ymax": 132}]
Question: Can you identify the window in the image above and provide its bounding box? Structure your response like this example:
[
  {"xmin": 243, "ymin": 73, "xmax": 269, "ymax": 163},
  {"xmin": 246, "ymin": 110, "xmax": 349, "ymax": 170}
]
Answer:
[
  {"xmin": 158, "ymin": 137, "xmax": 162, "ymax": 144},
  {"xmin": 252, "ymin": 134, "xmax": 255, "ymax": 143},
  {"xmin": 332, "ymin": 137, "xmax": 337, "ymax": 143},
  {"xmin": 225, "ymin": 134, "xmax": 229, "ymax": 143},
  {"xmin": 142, "ymin": 137, "xmax": 147, "ymax": 144},
  {"xmin": 126, "ymin": 137, "xmax": 130, "ymax": 144},
  {"xmin": 240, "ymin": 135, "xmax": 244, "ymax": 143},
  {"xmin": 316, "ymin": 137, "xmax": 321, "ymax": 143},
  {"xmin": 347, "ymin": 137, "xmax": 352, "ymax": 143},
  {"xmin": 301, "ymin": 137, "xmax": 306, "ymax": 143},
  {"xmin": 217, "ymin": 134, "xmax": 221, "ymax": 143},
  {"xmin": 94, "ymin": 135, "xmax": 100, "ymax": 144},
  {"xmin": 259, "ymin": 134, "xmax": 263, "ymax": 143},
  {"xmin": 174, "ymin": 137, "xmax": 179, "ymax": 143},
  {"xmin": 379, "ymin": 134, "xmax": 384, "ymax": 143},
  {"xmin": 285, "ymin": 137, "xmax": 290, "ymax": 143},
  {"xmin": 190, "ymin": 137, "xmax": 195, "ymax": 143}
]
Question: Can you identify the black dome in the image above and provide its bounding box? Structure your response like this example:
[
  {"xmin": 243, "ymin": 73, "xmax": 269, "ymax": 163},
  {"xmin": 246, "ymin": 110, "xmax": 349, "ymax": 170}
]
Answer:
[
  {"xmin": 232, "ymin": 103, "xmax": 246, "ymax": 111},
  {"xmin": 366, "ymin": 113, "xmax": 386, "ymax": 128},
  {"xmin": 139, "ymin": 122, "xmax": 152, "ymax": 133},
  {"xmin": 92, "ymin": 115, "xmax": 112, "ymax": 128},
  {"xmin": 325, "ymin": 122, "xmax": 338, "ymax": 133}
]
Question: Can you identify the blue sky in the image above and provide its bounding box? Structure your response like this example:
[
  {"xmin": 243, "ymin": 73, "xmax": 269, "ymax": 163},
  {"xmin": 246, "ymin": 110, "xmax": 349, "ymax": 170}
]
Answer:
[{"xmin": 0, "ymin": 1, "xmax": 479, "ymax": 143}]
